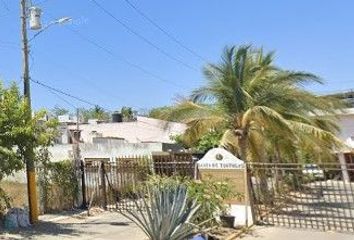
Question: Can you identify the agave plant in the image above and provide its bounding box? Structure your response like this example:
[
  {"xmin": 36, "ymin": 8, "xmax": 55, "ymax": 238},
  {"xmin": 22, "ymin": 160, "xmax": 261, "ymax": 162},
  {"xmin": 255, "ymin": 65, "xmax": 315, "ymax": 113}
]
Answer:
[{"xmin": 122, "ymin": 184, "xmax": 200, "ymax": 240}]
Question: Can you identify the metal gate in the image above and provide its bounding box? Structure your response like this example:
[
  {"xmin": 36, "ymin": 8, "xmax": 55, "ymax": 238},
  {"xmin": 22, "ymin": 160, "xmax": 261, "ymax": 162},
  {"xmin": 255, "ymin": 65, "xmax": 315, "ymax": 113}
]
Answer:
[
  {"xmin": 82, "ymin": 157, "xmax": 151, "ymax": 211},
  {"xmin": 81, "ymin": 154, "xmax": 196, "ymax": 211},
  {"xmin": 248, "ymin": 162, "xmax": 354, "ymax": 233}
]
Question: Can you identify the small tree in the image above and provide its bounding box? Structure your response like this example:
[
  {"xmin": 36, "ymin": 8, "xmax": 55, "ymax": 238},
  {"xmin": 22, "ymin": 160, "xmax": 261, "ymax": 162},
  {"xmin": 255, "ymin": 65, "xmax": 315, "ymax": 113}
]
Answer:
[
  {"xmin": 0, "ymin": 82, "xmax": 58, "ymax": 211},
  {"xmin": 79, "ymin": 106, "xmax": 110, "ymax": 122},
  {"xmin": 121, "ymin": 106, "xmax": 135, "ymax": 121},
  {"xmin": 51, "ymin": 106, "xmax": 69, "ymax": 117}
]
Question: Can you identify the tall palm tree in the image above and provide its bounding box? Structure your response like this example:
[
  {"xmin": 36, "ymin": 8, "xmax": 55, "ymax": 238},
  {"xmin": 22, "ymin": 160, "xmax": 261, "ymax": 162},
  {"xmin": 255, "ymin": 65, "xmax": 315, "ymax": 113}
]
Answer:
[{"xmin": 161, "ymin": 45, "xmax": 342, "ymax": 162}]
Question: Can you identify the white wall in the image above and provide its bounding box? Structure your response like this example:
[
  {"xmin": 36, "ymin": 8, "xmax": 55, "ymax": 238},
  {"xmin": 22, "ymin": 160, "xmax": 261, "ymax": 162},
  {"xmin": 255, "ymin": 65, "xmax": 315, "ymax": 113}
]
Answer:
[
  {"xmin": 67, "ymin": 117, "xmax": 186, "ymax": 144},
  {"xmin": 48, "ymin": 142, "xmax": 164, "ymax": 162},
  {"xmin": 337, "ymin": 113, "xmax": 354, "ymax": 147}
]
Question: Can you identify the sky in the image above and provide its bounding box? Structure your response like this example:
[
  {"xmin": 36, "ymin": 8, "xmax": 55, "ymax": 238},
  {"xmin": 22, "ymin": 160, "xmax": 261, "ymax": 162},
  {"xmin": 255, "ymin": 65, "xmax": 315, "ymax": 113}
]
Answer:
[{"xmin": 0, "ymin": 0, "xmax": 354, "ymax": 112}]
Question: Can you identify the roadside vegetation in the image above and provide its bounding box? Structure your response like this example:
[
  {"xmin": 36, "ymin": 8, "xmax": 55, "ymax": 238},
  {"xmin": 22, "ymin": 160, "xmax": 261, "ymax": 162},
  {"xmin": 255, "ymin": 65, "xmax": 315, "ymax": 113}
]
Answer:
[
  {"xmin": 0, "ymin": 82, "xmax": 58, "ymax": 215},
  {"xmin": 124, "ymin": 175, "xmax": 237, "ymax": 240}
]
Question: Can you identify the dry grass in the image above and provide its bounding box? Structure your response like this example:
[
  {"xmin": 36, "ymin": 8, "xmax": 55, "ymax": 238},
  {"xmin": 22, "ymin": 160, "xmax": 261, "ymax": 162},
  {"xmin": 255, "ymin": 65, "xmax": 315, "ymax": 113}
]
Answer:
[{"xmin": 0, "ymin": 181, "xmax": 28, "ymax": 208}]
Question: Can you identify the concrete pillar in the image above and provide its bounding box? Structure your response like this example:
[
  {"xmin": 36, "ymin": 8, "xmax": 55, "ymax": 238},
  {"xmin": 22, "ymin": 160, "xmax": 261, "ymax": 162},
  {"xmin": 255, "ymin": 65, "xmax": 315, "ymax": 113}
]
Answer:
[{"xmin": 338, "ymin": 153, "xmax": 350, "ymax": 182}]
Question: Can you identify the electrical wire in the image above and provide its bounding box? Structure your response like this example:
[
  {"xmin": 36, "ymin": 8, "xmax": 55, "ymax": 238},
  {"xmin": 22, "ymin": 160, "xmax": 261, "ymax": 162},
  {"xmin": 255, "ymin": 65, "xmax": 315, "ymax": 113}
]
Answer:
[
  {"xmin": 0, "ymin": 15, "xmax": 157, "ymax": 112},
  {"xmin": 0, "ymin": 42, "xmax": 19, "ymax": 50},
  {"xmin": 36, "ymin": 50, "xmax": 145, "ymax": 110},
  {"xmin": 30, "ymin": 78, "xmax": 99, "ymax": 107},
  {"xmin": 48, "ymin": 88, "xmax": 78, "ymax": 109},
  {"xmin": 29, "ymin": 13, "xmax": 184, "ymax": 111},
  {"xmin": 65, "ymin": 26, "xmax": 185, "ymax": 89},
  {"xmin": 0, "ymin": 0, "xmax": 9, "ymax": 11},
  {"xmin": 0, "ymin": 40, "xmax": 18, "ymax": 45},
  {"xmin": 88, "ymin": 0, "xmax": 198, "ymax": 72},
  {"xmin": 122, "ymin": 0, "xmax": 207, "ymax": 62},
  {"xmin": 34, "ymin": 0, "xmax": 52, "ymax": 5}
]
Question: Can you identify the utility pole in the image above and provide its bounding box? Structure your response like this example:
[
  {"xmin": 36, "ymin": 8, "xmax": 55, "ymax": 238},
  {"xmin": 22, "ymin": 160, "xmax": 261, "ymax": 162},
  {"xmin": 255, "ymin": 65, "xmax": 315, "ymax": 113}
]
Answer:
[
  {"xmin": 21, "ymin": 0, "xmax": 39, "ymax": 224},
  {"xmin": 74, "ymin": 108, "xmax": 81, "ymax": 164},
  {"xmin": 73, "ymin": 108, "xmax": 84, "ymax": 207}
]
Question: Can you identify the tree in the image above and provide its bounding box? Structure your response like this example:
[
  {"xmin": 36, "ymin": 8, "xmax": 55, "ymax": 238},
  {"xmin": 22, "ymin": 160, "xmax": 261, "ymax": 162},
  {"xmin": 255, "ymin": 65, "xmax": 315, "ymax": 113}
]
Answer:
[
  {"xmin": 160, "ymin": 45, "xmax": 342, "ymax": 163},
  {"xmin": 121, "ymin": 106, "xmax": 135, "ymax": 122},
  {"xmin": 171, "ymin": 131, "xmax": 223, "ymax": 153},
  {"xmin": 148, "ymin": 106, "xmax": 172, "ymax": 119},
  {"xmin": 51, "ymin": 106, "xmax": 69, "ymax": 117},
  {"xmin": 0, "ymin": 82, "xmax": 58, "ymax": 209},
  {"xmin": 195, "ymin": 130, "xmax": 223, "ymax": 153},
  {"xmin": 79, "ymin": 105, "xmax": 110, "ymax": 122}
]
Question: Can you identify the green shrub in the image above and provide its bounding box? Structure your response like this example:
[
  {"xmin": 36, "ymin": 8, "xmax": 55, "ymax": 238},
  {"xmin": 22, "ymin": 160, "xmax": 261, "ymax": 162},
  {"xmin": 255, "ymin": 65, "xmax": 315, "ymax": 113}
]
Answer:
[
  {"xmin": 145, "ymin": 175, "xmax": 238, "ymax": 228},
  {"xmin": 187, "ymin": 177, "xmax": 239, "ymax": 227},
  {"xmin": 0, "ymin": 187, "xmax": 11, "ymax": 216},
  {"xmin": 38, "ymin": 160, "xmax": 79, "ymax": 212}
]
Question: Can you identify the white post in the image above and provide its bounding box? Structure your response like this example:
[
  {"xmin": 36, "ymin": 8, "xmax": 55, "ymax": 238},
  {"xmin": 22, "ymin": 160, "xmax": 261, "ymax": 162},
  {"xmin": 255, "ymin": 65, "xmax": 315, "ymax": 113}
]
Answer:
[{"xmin": 338, "ymin": 153, "xmax": 350, "ymax": 182}]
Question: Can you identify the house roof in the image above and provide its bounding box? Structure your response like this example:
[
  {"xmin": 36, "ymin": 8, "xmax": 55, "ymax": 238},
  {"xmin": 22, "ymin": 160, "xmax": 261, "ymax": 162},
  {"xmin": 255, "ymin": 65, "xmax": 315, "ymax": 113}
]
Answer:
[{"xmin": 67, "ymin": 116, "xmax": 187, "ymax": 144}]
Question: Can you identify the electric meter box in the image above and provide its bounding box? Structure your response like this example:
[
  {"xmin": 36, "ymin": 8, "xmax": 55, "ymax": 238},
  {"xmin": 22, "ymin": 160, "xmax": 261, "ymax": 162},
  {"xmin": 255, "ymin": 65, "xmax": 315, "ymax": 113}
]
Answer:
[{"xmin": 29, "ymin": 7, "xmax": 42, "ymax": 30}]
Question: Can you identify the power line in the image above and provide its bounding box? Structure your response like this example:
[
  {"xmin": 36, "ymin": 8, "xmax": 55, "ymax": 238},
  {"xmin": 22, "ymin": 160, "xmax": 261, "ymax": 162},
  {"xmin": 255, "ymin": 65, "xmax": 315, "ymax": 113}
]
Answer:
[
  {"xmin": 65, "ymin": 26, "xmax": 185, "ymax": 89},
  {"xmin": 0, "ymin": 41, "xmax": 19, "ymax": 50},
  {"xmin": 37, "ymin": 10, "xmax": 187, "ymax": 93},
  {"xmin": 30, "ymin": 78, "xmax": 99, "ymax": 107},
  {"xmin": 0, "ymin": 0, "xmax": 9, "ymax": 11},
  {"xmin": 0, "ymin": 40, "xmax": 17, "ymax": 45},
  {"xmin": 122, "ymin": 0, "xmax": 207, "ymax": 62},
  {"xmin": 48, "ymin": 89, "xmax": 78, "ymax": 109},
  {"xmin": 32, "ymin": 47, "xmax": 144, "ymax": 110},
  {"xmin": 34, "ymin": 0, "xmax": 52, "ymax": 5},
  {"xmin": 88, "ymin": 0, "xmax": 198, "ymax": 72},
  {"xmin": 0, "ymin": 0, "xmax": 10, "ymax": 18},
  {"xmin": 0, "ymin": 13, "xmax": 160, "ymax": 109},
  {"xmin": 12, "ymin": 11, "xmax": 142, "ymax": 109}
]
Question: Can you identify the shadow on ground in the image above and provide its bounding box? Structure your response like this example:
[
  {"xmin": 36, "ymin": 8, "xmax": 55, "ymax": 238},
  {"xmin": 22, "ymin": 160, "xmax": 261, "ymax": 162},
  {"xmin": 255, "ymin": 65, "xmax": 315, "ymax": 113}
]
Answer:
[
  {"xmin": 1, "ymin": 221, "xmax": 83, "ymax": 239},
  {"xmin": 1, "ymin": 219, "xmax": 133, "ymax": 239}
]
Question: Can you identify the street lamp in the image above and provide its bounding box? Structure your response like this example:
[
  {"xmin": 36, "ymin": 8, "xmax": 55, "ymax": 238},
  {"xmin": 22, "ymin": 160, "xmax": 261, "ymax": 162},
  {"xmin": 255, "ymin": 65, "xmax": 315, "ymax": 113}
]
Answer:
[
  {"xmin": 29, "ymin": 17, "xmax": 72, "ymax": 42},
  {"xmin": 20, "ymin": 1, "xmax": 71, "ymax": 224}
]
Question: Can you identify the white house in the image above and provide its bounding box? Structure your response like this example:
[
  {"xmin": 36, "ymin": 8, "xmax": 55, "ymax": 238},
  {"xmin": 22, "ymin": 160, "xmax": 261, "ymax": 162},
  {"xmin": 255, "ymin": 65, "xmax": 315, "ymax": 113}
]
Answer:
[
  {"xmin": 334, "ymin": 108, "xmax": 354, "ymax": 181},
  {"xmin": 66, "ymin": 116, "xmax": 187, "ymax": 144},
  {"xmin": 49, "ymin": 116, "xmax": 187, "ymax": 161}
]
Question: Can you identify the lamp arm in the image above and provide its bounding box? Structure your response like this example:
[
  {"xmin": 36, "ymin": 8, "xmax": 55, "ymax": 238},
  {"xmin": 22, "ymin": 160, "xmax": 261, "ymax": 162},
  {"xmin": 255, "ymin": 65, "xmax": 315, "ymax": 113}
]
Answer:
[{"xmin": 28, "ymin": 21, "xmax": 56, "ymax": 42}]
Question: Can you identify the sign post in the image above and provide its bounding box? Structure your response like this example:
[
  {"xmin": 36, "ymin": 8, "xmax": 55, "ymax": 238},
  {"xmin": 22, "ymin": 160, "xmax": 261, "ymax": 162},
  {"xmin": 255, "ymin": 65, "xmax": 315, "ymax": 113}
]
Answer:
[{"xmin": 197, "ymin": 148, "xmax": 253, "ymax": 227}]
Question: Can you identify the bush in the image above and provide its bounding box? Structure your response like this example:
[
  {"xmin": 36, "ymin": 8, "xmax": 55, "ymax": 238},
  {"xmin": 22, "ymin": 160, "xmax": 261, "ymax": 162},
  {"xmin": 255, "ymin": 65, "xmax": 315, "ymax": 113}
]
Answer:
[
  {"xmin": 187, "ymin": 177, "xmax": 239, "ymax": 227},
  {"xmin": 38, "ymin": 160, "xmax": 79, "ymax": 213},
  {"xmin": 145, "ymin": 175, "xmax": 238, "ymax": 228},
  {"xmin": 0, "ymin": 187, "xmax": 11, "ymax": 216}
]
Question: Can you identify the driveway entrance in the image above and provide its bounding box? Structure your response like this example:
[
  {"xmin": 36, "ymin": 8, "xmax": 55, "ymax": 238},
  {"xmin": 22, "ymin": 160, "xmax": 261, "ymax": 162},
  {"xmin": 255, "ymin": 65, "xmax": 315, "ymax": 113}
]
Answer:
[{"xmin": 248, "ymin": 162, "xmax": 354, "ymax": 233}]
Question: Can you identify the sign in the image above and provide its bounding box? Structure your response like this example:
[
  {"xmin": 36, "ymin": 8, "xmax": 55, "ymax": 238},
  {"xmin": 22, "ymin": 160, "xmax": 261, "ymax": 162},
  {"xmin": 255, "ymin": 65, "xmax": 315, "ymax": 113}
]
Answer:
[
  {"xmin": 197, "ymin": 148, "xmax": 245, "ymax": 170},
  {"xmin": 198, "ymin": 162, "xmax": 245, "ymax": 169},
  {"xmin": 197, "ymin": 148, "xmax": 252, "ymax": 226},
  {"xmin": 197, "ymin": 148, "xmax": 246, "ymax": 204}
]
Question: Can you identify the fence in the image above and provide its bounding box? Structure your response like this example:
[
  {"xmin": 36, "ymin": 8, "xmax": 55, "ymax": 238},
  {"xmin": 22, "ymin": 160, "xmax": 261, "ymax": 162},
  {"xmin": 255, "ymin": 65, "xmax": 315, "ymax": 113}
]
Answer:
[
  {"xmin": 81, "ymin": 153, "xmax": 197, "ymax": 211},
  {"xmin": 152, "ymin": 152, "xmax": 196, "ymax": 177},
  {"xmin": 248, "ymin": 162, "xmax": 354, "ymax": 233}
]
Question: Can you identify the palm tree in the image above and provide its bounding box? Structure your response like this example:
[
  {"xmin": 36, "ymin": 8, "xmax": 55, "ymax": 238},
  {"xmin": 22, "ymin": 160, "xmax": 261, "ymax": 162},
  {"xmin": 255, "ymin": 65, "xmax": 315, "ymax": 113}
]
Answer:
[{"xmin": 161, "ymin": 45, "xmax": 342, "ymax": 163}]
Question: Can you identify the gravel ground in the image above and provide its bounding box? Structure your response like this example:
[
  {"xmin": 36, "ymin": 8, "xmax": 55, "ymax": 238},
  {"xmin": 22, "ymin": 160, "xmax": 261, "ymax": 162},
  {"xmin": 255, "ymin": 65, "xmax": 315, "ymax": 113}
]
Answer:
[{"xmin": 0, "ymin": 210, "xmax": 145, "ymax": 240}]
